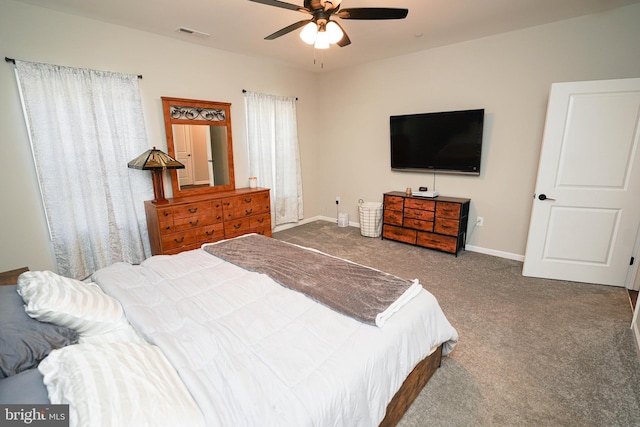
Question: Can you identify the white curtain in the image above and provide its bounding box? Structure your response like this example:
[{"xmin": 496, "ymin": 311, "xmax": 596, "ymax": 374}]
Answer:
[
  {"xmin": 244, "ymin": 91, "xmax": 303, "ymax": 226},
  {"xmin": 15, "ymin": 61, "xmax": 153, "ymax": 280}
]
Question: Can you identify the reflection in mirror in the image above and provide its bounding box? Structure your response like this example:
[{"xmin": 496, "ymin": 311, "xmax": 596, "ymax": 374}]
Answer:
[
  {"xmin": 161, "ymin": 97, "xmax": 235, "ymax": 198},
  {"xmin": 172, "ymin": 125, "xmax": 230, "ymax": 189}
]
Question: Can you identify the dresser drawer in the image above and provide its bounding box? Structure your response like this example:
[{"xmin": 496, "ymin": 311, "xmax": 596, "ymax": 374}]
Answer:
[
  {"xmin": 156, "ymin": 208, "xmax": 174, "ymax": 233},
  {"xmin": 195, "ymin": 223, "xmax": 225, "ymax": 242},
  {"xmin": 224, "ymin": 192, "xmax": 270, "ymax": 209},
  {"xmin": 416, "ymin": 231, "xmax": 457, "ymax": 253},
  {"xmin": 254, "ymin": 228, "xmax": 272, "ymax": 237},
  {"xmin": 382, "ymin": 225, "xmax": 416, "ymax": 244},
  {"xmin": 172, "ymin": 201, "xmax": 213, "ymax": 219},
  {"xmin": 383, "ymin": 209, "xmax": 403, "ymax": 225},
  {"xmin": 383, "ymin": 195, "xmax": 404, "ymax": 211},
  {"xmin": 224, "ymin": 218, "xmax": 251, "ymax": 236},
  {"xmin": 404, "ymin": 218, "xmax": 434, "ymax": 232},
  {"xmin": 161, "ymin": 223, "xmax": 225, "ymax": 250},
  {"xmin": 436, "ymin": 202, "xmax": 462, "ymax": 219},
  {"xmin": 173, "ymin": 211, "xmax": 222, "ymax": 232},
  {"xmin": 250, "ymin": 213, "xmax": 271, "ymax": 229},
  {"xmin": 405, "ymin": 198, "xmax": 435, "ymax": 211},
  {"xmin": 161, "ymin": 229, "xmax": 203, "ymax": 251},
  {"xmin": 223, "ymin": 193, "xmax": 270, "ymax": 220},
  {"xmin": 404, "ymin": 208, "xmax": 435, "ymax": 221},
  {"xmin": 434, "ymin": 218, "xmax": 461, "ymax": 236}
]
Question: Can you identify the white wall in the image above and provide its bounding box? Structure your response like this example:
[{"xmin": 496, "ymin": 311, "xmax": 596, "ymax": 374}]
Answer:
[
  {"xmin": 0, "ymin": 0, "xmax": 321, "ymax": 273},
  {"xmin": 318, "ymin": 4, "xmax": 640, "ymax": 258}
]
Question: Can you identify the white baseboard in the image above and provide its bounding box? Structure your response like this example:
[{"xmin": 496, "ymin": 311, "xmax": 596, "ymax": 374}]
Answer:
[
  {"xmin": 633, "ymin": 316, "xmax": 640, "ymax": 357},
  {"xmin": 465, "ymin": 245, "xmax": 524, "ymax": 262}
]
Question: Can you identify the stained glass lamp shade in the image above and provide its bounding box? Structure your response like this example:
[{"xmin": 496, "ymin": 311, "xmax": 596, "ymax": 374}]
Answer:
[{"xmin": 128, "ymin": 147, "xmax": 184, "ymax": 203}]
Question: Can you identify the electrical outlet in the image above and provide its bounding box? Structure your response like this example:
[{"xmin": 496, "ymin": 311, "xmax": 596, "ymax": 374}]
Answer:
[
  {"xmin": 476, "ymin": 217, "xmax": 484, "ymax": 227},
  {"xmin": 335, "ymin": 196, "xmax": 340, "ymax": 204}
]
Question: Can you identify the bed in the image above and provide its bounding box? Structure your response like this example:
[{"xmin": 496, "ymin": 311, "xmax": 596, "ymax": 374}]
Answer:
[{"xmin": 0, "ymin": 234, "xmax": 458, "ymax": 427}]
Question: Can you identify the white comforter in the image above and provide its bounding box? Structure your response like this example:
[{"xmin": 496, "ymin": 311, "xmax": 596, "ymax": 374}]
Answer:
[{"xmin": 92, "ymin": 247, "xmax": 458, "ymax": 427}]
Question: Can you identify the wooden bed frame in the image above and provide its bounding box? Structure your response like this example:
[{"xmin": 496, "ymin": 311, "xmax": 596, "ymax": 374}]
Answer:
[
  {"xmin": 0, "ymin": 266, "xmax": 29, "ymax": 286},
  {"xmin": 1, "ymin": 266, "xmax": 441, "ymax": 426},
  {"xmin": 380, "ymin": 344, "xmax": 443, "ymax": 426}
]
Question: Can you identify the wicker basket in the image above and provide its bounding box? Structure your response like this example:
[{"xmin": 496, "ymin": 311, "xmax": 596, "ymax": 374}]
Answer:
[{"xmin": 358, "ymin": 200, "xmax": 383, "ymax": 237}]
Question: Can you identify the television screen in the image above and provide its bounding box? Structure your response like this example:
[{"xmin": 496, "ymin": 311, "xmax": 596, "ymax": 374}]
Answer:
[{"xmin": 390, "ymin": 109, "xmax": 484, "ymax": 175}]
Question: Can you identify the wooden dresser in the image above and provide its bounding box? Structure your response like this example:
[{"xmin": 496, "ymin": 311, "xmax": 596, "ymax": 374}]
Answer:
[
  {"xmin": 145, "ymin": 188, "xmax": 271, "ymax": 255},
  {"xmin": 382, "ymin": 191, "xmax": 470, "ymax": 256}
]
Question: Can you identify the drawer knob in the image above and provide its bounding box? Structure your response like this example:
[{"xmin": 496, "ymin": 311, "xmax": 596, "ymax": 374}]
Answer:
[
  {"xmin": 188, "ymin": 207, "xmax": 198, "ymax": 214},
  {"xmin": 245, "ymin": 208, "xmax": 253, "ymax": 215},
  {"xmin": 205, "ymin": 229, "xmax": 216, "ymax": 236},
  {"xmin": 164, "ymin": 226, "xmax": 171, "ymax": 231},
  {"xmin": 163, "ymin": 211, "xmax": 169, "ymax": 217},
  {"xmin": 256, "ymin": 218, "xmax": 264, "ymax": 224},
  {"xmin": 233, "ymin": 224, "xmax": 242, "ymax": 229},
  {"xmin": 174, "ymin": 237, "xmax": 185, "ymax": 244},
  {"xmin": 244, "ymin": 197, "xmax": 253, "ymax": 203},
  {"xmin": 189, "ymin": 219, "xmax": 199, "ymax": 226}
]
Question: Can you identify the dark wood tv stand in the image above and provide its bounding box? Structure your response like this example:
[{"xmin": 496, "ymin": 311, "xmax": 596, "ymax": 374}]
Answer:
[{"xmin": 382, "ymin": 192, "xmax": 470, "ymax": 256}]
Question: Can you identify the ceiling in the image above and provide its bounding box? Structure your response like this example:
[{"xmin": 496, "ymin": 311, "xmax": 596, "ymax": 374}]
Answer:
[{"xmin": 13, "ymin": 0, "xmax": 640, "ymax": 72}]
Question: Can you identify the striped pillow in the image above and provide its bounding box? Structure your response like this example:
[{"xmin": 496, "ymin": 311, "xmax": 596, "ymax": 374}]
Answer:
[
  {"xmin": 16, "ymin": 271, "xmax": 141, "ymax": 343},
  {"xmin": 38, "ymin": 343, "xmax": 205, "ymax": 427}
]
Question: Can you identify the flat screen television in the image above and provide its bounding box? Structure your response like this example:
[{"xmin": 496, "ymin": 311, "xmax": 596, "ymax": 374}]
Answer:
[{"xmin": 390, "ymin": 108, "xmax": 484, "ymax": 175}]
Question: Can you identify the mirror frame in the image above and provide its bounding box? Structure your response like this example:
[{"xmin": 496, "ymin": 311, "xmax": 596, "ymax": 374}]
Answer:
[{"xmin": 161, "ymin": 96, "xmax": 236, "ymax": 199}]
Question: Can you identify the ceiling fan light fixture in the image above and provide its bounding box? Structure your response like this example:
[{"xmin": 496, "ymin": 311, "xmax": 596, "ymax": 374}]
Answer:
[
  {"xmin": 300, "ymin": 22, "xmax": 318, "ymax": 45},
  {"xmin": 314, "ymin": 31, "xmax": 330, "ymax": 49},
  {"xmin": 325, "ymin": 21, "xmax": 343, "ymax": 44}
]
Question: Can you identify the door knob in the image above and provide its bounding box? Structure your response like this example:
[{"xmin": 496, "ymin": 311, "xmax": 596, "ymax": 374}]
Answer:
[{"xmin": 538, "ymin": 194, "xmax": 556, "ymax": 201}]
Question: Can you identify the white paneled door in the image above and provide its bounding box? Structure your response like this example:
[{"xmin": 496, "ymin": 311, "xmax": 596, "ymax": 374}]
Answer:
[
  {"xmin": 523, "ymin": 78, "xmax": 640, "ymax": 287},
  {"xmin": 172, "ymin": 124, "xmax": 194, "ymax": 186}
]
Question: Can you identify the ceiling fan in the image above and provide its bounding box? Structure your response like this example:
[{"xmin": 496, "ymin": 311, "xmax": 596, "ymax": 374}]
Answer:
[{"xmin": 248, "ymin": 0, "xmax": 408, "ymax": 49}]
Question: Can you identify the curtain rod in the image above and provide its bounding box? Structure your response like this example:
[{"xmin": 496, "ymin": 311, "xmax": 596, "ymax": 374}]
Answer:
[
  {"xmin": 242, "ymin": 89, "xmax": 298, "ymax": 101},
  {"xmin": 5, "ymin": 57, "xmax": 143, "ymax": 79}
]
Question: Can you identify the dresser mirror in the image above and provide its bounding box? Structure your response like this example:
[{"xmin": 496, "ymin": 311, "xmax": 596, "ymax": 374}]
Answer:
[{"xmin": 161, "ymin": 97, "xmax": 235, "ymax": 198}]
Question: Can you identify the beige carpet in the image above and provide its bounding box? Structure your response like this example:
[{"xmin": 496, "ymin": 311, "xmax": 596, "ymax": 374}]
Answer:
[{"xmin": 273, "ymin": 220, "xmax": 640, "ymax": 427}]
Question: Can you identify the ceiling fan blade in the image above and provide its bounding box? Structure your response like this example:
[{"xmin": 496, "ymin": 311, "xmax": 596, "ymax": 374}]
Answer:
[
  {"xmin": 333, "ymin": 21, "xmax": 351, "ymax": 47},
  {"xmin": 265, "ymin": 19, "xmax": 312, "ymax": 40},
  {"xmin": 336, "ymin": 8, "xmax": 408, "ymax": 20},
  {"xmin": 248, "ymin": 0, "xmax": 310, "ymax": 14}
]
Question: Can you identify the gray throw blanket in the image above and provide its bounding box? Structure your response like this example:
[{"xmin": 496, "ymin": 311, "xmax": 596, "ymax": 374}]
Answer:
[{"xmin": 203, "ymin": 234, "xmax": 416, "ymax": 326}]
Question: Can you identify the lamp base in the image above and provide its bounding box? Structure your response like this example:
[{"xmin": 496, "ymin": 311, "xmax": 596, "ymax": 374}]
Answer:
[{"xmin": 151, "ymin": 169, "xmax": 167, "ymax": 203}]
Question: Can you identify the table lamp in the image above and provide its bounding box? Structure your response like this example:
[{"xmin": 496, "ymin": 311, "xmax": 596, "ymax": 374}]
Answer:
[{"xmin": 128, "ymin": 147, "xmax": 184, "ymax": 203}]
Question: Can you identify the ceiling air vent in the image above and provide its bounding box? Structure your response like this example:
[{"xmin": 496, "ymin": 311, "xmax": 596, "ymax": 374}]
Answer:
[{"xmin": 176, "ymin": 27, "xmax": 210, "ymax": 38}]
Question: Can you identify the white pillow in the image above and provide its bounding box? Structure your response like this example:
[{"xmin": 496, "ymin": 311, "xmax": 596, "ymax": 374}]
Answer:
[
  {"xmin": 38, "ymin": 343, "xmax": 205, "ymax": 427},
  {"xmin": 16, "ymin": 271, "xmax": 143, "ymax": 343}
]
